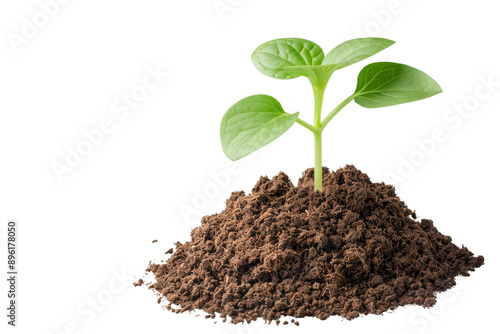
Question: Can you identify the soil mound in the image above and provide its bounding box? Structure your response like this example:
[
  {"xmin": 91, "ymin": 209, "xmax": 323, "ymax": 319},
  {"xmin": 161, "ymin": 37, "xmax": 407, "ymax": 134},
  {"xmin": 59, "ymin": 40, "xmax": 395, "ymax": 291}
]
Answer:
[{"xmin": 144, "ymin": 165, "xmax": 484, "ymax": 324}]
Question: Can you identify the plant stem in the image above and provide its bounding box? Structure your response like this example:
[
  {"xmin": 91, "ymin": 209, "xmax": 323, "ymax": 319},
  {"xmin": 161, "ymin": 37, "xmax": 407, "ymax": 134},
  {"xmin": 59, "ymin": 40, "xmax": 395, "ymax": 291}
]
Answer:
[
  {"xmin": 313, "ymin": 85, "xmax": 326, "ymax": 128},
  {"xmin": 320, "ymin": 94, "xmax": 355, "ymax": 130},
  {"xmin": 314, "ymin": 130, "xmax": 322, "ymax": 190},
  {"xmin": 312, "ymin": 84, "xmax": 326, "ymax": 191},
  {"xmin": 296, "ymin": 118, "xmax": 318, "ymax": 133}
]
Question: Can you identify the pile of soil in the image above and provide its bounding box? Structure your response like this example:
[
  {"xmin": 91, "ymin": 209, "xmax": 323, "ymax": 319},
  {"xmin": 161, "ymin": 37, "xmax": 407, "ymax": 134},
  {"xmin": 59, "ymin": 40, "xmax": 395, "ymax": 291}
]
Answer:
[{"xmin": 142, "ymin": 165, "xmax": 484, "ymax": 324}]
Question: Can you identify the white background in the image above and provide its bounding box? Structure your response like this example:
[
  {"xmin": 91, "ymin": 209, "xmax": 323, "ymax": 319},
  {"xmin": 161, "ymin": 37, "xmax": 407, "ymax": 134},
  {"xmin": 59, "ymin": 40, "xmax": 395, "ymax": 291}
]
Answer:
[{"xmin": 1, "ymin": 1, "xmax": 499, "ymax": 333}]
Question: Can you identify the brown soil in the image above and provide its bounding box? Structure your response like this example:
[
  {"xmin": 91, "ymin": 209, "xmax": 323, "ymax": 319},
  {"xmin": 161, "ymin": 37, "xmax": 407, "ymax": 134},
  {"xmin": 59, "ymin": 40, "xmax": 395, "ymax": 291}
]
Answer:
[
  {"xmin": 141, "ymin": 165, "xmax": 484, "ymax": 324},
  {"xmin": 133, "ymin": 279, "xmax": 144, "ymax": 287}
]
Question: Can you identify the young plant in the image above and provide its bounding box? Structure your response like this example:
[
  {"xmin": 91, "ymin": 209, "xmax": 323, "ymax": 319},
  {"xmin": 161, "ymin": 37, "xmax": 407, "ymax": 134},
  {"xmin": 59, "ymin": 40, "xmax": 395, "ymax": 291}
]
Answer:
[{"xmin": 220, "ymin": 38, "xmax": 442, "ymax": 190}]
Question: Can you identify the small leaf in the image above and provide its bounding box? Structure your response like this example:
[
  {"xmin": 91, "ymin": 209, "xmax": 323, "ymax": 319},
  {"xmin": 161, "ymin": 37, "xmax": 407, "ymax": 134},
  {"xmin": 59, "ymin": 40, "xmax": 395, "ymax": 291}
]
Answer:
[
  {"xmin": 354, "ymin": 62, "xmax": 442, "ymax": 108},
  {"xmin": 220, "ymin": 95, "xmax": 299, "ymax": 161},
  {"xmin": 251, "ymin": 38, "xmax": 324, "ymax": 80},
  {"xmin": 323, "ymin": 38, "xmax": 395, "ymax": 70}
]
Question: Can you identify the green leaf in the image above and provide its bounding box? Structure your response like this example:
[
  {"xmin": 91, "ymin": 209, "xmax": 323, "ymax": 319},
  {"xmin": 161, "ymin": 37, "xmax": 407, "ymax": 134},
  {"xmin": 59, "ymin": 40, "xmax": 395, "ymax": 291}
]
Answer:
[
  {"xmin": 283, "ymin": 65, "xmax": 337, "ymax": 87},
  {"xmin": 323, "ymin": 37, "xmax": 395, "ymax": 70},
  {"xmin": 353, "ymin": 62, "xmax": 442, "ymax": 108},
  {"xmin": 220, "ymin": 95, "xmax": 299, "ymax": 161},
  {"xmin": 251, "ymin": 38, "xmax": 324, "ymax": 80}
]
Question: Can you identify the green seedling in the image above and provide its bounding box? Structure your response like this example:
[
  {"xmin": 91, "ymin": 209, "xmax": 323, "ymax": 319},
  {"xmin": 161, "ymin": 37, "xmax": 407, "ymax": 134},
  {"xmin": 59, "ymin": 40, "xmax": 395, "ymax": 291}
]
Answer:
[{"xmin": 220, "ymin": 37, "xmax": 442, "ymax": 190}]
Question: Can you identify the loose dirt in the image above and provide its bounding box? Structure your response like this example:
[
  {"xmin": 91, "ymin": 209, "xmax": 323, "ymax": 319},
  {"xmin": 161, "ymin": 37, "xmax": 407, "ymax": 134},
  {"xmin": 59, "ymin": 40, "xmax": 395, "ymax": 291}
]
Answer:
[{"xmin": 140, "ymin": 165, "xmax": 484, "ymax": 324}]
